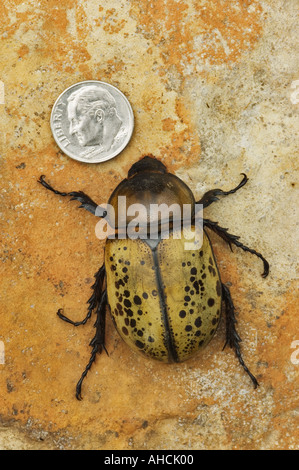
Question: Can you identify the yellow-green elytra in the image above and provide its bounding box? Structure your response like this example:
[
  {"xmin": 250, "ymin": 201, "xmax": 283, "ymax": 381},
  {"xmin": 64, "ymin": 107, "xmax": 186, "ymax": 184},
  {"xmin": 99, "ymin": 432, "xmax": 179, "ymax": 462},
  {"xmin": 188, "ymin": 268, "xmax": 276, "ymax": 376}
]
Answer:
[
  {"xmin": 105, "ymin": 229, "xmax": 221, "ymax": 363},
  {"xmin": 39, "ymin": 155, "xmax": 269, "ymax": 399}
]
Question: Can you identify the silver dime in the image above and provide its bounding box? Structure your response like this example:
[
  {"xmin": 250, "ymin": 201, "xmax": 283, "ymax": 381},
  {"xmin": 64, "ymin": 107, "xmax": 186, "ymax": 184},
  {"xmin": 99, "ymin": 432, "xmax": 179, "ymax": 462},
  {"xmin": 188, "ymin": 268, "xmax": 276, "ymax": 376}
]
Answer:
[{"xmin": 50, "ymin": 80, "xmax": 134, "ymax": 164}]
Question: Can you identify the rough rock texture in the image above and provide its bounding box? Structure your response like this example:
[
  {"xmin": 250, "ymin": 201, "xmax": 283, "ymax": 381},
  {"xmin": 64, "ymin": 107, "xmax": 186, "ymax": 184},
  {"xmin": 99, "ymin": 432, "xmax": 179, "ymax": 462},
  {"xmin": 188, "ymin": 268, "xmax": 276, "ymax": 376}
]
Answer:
[{"xmin": 0, "ymin": 0, "xmax": 298, "ymax": 450}]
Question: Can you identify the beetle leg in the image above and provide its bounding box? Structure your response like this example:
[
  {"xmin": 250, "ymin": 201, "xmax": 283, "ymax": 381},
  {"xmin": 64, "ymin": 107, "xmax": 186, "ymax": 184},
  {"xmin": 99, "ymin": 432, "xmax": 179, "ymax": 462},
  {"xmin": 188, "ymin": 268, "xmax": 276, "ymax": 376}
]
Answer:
[
  {"xmin": 76, "ymin": 290, "xmax": 108, "ymax": 400},
  {"xmin": 57, "ymin": 264, "xmax": 105, "ymax": 326},
  {"xmin": 222, "ymin": 283, "xmax": 259, "ymax": 389},
  {"xmin": 203, "ymin": 219, "xmax": 269, "ymax": 278},
  {"xmin": 38, "ymin": 175, "xmax": 107, "ymax": 217},
  {"xmin": 197, "ymin": 174, "xmax": 248, "ymax": 208}
]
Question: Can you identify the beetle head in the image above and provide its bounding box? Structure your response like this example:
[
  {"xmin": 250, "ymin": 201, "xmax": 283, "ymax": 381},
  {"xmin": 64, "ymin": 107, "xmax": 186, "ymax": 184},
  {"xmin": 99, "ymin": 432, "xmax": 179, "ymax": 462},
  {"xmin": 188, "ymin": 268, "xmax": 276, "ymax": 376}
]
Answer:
[{"xmin": 128, "ymin": 155, "xmax": 167, "ymax": 178}]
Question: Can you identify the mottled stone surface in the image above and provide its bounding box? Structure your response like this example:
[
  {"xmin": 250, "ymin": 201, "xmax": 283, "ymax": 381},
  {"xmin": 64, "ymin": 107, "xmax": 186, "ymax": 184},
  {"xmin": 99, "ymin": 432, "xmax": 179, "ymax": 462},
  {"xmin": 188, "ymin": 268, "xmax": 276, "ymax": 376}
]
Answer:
[{"xmin": 0, "ymin": 0, "xmax": 298, "ymax": 450}]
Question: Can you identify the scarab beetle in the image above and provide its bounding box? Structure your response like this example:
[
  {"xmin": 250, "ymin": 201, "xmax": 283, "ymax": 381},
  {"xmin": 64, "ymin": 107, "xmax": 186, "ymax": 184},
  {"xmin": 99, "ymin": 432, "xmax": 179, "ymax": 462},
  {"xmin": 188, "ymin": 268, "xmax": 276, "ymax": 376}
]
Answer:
[{"xmin": 39, "ymin": 156, "xmax": 269, "ymax": 399}]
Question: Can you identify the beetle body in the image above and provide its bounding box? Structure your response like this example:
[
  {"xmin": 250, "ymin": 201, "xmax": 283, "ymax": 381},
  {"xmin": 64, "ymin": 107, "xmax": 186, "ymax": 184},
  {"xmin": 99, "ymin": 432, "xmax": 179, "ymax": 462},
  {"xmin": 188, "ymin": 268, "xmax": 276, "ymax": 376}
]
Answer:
[
  {"xmin": 39, "ymin": 155, "xmax": 269, "ymax": 398},
  {"xmin": 105, "ymin": 156, "xmax": 221, "ymax": 362}
]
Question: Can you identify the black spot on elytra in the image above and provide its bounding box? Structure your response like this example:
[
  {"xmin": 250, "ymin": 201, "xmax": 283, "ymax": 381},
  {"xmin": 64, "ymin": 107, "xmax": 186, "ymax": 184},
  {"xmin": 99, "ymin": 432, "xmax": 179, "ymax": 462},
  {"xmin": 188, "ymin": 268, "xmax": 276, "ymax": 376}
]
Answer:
[
  {"xmin": 209, "ymin": 257, "xmax": 214, "ymax": 266},
  {"xmin": 142, "ymin": 292, "xmax": 148, "ymax": 299},
  {"xmin": 212, "ymin": 317, "xmax": 218, "ymax": 325},
  {"xmin": 152, "ymin": 289, "xmax": 158, "ymax": 297},
  {"xmin": 193, "ymin": 281, "xmax": 199, "ymax": 294},
  {"xmin": 208, "ymin": 298, "xmax": 215, "ymax": 307},
  {"xmin": 122, "ymin": 326, "xmax": 129, "ymax": 336},
  {"xmin": 130, "ymin": 319, "xmax": 136, "ymax": 327},
  {"xmin": 208, "ymin": 265, "xmax": 216, "ymax": 277},
  {"xmin": 116, "ymin": 303, "xmax": 123, "ymax": 315},
  {"xmin": 195, "ymin": 317, "xmax": 202, "ymax": 328},
  {"xmin": 185, "ymin": 325, "xmax": 192, "ymax": 332},
  {"xmin": 137, "ymin": 309, "xmax": 143, "ymax": 315},
  {"xmin": 115, "ymin": 279, "xmax": 125, "ymax": 289},
  {"xmin": 140, "ymin": 260, "xmax": 145, "ymax": 265},
  {"xmin": 125, "ymin": 308, "xmax": 134, "ymax": 317},
  {"xmin": 199, "ymin": 250, "xmax": 203, "ymax": 257},
  {"xmin": 122, "ymin": 267, "xmax": 128, "ymax": 273},
  {"xmin": 148, "ymin": 336, "xmax": 154, "ymax": 343},
  {"xmin": 137, "ymin": 330, "xmax": 143, "ymax": 337},
  {"xmin": 124, "ymin": 290, "xmax": 130, "ymax": 298},
  {"xmin": 134, "ymin": 295, "xmax": 142, "ymax": 305},
  {"xmin": 185, "ymin": 286, "xmax": 190, "ymax": 292},
  {"xmin": 190, "ymin": 267, "xmax": 197, "ymax": 275},
  {"xmin": 124, "ymin": 299, "xmax": 132, "ymax": 308},
  {"xmin": 136, "ymin": 340, "xmax": 144, "ymax": 349},
  {"xmin": 179, "ymin": 310, "xmax": 186, "ymax": 318},
  {"xmin": 184, "ymin": 295, "xmax": 191, "ymax": 302}
]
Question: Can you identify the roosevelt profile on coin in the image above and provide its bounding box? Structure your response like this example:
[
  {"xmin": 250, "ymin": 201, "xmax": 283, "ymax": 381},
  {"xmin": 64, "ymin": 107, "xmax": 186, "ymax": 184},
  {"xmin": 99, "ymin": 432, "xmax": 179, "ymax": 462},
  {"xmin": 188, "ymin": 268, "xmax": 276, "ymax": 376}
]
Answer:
[{"xmin": 67, "ymin": 85, "xmax": 123, "ymax": 153}]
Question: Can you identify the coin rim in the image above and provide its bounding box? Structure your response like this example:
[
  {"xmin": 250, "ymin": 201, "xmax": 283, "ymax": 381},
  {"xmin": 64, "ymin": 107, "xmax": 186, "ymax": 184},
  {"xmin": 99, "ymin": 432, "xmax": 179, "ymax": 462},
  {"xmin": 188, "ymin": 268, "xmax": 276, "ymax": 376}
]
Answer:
[{"xmin": 50, "ymin": 80, "xmax": 134, "ymax": 164}]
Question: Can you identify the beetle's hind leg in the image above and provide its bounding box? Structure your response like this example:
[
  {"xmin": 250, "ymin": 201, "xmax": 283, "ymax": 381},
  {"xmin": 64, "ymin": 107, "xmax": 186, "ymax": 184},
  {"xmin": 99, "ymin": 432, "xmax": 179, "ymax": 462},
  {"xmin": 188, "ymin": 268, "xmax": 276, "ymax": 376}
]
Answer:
[
  {"xmin": 56, "ymin": 264, "xmax": 108, "ymax": 400},
  {"xmin": 38, "ymin": 175, "xmax": 106, "ymax": 217},
  {"xmin": 57, "ymin": 264, "xmax": 105, "ymax": 326},
  {"xmin": 222, "ymin": 283, "xmax": 259, "ymax": 389},
  {"xmin": 203, "ymin": 219, "xmax": 269, "ymax": 278},
  {"xmin": 197, "ymin": 174, "xmax": 248, "ymax": 208},
  {"xmin": 76, "ymin": 290, "xmax": 108, "ymax": 400}
]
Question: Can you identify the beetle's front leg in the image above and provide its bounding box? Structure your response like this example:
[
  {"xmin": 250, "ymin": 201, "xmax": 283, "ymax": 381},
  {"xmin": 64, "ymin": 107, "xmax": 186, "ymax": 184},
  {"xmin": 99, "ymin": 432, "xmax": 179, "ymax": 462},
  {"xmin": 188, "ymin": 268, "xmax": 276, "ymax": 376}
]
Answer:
[
  {"xmin": 203, "ymin": 219, "xmax": 269, "ymax": 278},
  {"xmin": 222, "ymin": 283, "xmax": 259, "ymax": 389},
  {"xmin": 197, "ymin": 174, "xmax": 248, "ymax": 208},
  {"xmin": 38, "ymin": 175, "xmax": 106, "ymax": 216}
]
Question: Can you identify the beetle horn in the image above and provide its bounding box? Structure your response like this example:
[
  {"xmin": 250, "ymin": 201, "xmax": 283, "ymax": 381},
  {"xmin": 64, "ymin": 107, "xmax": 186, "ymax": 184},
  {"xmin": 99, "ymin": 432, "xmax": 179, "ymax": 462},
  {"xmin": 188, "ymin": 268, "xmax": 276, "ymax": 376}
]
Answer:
[{"xmin": 128, "ymin": 155, "xmax": 167, "ymax": 178}]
